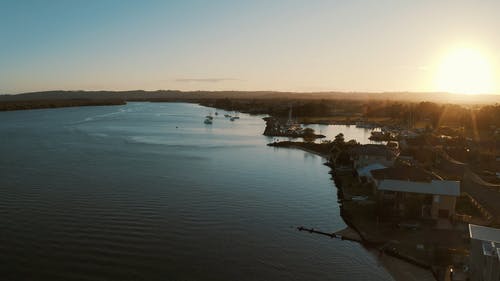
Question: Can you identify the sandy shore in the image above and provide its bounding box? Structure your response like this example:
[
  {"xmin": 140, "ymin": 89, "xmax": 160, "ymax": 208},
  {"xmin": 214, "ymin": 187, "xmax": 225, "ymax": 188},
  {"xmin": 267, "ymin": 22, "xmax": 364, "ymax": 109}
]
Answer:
[
  {"xmin": 373, "ymin": 250, "xmax": 436, "ymax": 281},
  {"xmin": 337, "ymin": 226, "xmax": 436, "ymax": 281}
]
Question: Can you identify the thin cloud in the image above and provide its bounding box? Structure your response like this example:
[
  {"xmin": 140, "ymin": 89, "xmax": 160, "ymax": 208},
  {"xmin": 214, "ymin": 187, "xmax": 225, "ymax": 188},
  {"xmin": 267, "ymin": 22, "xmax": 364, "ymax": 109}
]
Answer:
[
  {"xmin": 395, "ymin": 65, "xmax": 432, "ymax": 71},
  {"xmin": 417, "ymin": 65, "xmax": 431, "ymax": 71},
  {"xmin": 175, "ymin": 78, "xmax": 240, "ymax": 83}
]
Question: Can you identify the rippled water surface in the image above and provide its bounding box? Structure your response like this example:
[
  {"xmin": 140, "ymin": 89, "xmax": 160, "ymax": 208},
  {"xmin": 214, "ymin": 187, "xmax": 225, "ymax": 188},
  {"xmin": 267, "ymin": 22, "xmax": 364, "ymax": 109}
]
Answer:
[{"xmin": 0, "ymin": 102, "xmax": 393, "ymax": 281}]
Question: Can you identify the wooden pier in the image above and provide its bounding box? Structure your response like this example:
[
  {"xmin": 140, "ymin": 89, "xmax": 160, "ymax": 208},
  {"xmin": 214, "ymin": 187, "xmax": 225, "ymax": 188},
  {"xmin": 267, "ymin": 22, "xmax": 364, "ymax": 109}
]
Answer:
[{"xmin": 296, "ymin": 226, "xmax": 362, "ymax": 242}]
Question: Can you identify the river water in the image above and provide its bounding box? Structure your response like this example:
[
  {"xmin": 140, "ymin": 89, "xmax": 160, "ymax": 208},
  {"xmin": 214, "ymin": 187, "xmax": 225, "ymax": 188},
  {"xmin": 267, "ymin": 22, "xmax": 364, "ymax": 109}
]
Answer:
[{"xmin": 0, "ymin": 102, "xmax": 393, "ymax": 280}]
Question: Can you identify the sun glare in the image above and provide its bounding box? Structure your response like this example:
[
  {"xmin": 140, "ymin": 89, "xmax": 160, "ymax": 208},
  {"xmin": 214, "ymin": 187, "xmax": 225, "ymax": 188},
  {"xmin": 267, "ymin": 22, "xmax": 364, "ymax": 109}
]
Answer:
[{"xmin": 435, "ymin": 47, "xmax": 494, "ymax": 95}]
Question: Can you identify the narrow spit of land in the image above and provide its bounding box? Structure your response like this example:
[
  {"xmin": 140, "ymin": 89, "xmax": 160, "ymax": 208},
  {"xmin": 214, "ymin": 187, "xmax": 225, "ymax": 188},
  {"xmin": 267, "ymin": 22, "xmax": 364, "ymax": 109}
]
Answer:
[
  {"xmin": 267, "ymin": 141, "xmax": 333, "ymax": 157},
  {"xmin": 0, "ymin": 99, "xmax": 125, "ymax": 111}
]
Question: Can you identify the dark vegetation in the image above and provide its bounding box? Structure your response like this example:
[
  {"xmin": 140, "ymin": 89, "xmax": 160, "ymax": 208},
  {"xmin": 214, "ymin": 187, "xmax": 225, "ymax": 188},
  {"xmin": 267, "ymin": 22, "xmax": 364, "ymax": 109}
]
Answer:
[
  {"xmin": 207, "ymin": 98, "xmax": 500, "ymax": 131},
  {"xmin": 267, "ymin": 141, "xmax": 335, "ymax": 156},
  {"xmin": 2, "ymin": 91, "xmax": 500, "ymax": 136},
  {"xmin": 0, "ymin": 99, "xmax": 125, "ymax": 111},
  {"xmin": 267, "ymin": 133, "xmax": 360, "ymax": 158}
]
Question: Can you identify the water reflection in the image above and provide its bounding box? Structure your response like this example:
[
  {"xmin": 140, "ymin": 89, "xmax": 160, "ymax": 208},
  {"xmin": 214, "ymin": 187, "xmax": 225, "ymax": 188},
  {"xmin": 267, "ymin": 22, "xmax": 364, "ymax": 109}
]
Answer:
[
  {"xmin": 302, "ymin": 124, "xmax": 383, "ymax": 144},
  {"xmin": 0, "ymin": 103, "xmax": 393, "ymax": 281}
]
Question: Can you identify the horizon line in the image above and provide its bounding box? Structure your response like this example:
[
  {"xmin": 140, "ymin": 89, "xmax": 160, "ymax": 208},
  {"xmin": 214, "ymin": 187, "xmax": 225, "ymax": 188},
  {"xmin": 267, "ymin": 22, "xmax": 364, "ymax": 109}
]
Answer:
[{"xmin": 2, "ymin": 89, "xmax": 499, "ymax": 97}]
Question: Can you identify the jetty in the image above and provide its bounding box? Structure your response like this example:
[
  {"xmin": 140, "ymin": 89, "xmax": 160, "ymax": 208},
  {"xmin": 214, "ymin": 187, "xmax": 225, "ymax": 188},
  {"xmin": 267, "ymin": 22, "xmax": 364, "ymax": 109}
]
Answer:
[{"xmin": 296, "ymin": 226, "xmax": 362, "ymax": 242}]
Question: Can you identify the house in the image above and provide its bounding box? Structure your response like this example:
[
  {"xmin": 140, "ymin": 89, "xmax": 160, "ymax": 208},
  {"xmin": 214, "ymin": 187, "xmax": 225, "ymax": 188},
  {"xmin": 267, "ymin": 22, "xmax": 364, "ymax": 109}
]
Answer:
[
  {"xmin": 469, "ymin": 224, "xmax": 500, "ymax": 281},
  {"xmin": 371, "ymin": 166, "xmax": 460, "ymax": 219},
  {"xmin": 350, "ymin": 144, "xmax": 399, "ymax": 169}
]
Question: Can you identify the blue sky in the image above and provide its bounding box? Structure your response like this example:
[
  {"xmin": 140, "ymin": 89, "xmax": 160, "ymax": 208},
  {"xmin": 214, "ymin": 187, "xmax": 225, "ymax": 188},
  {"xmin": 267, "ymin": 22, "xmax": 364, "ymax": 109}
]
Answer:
[{"xmin": 1, "ymin": 0, "xmax": 499, "ymax": 94}]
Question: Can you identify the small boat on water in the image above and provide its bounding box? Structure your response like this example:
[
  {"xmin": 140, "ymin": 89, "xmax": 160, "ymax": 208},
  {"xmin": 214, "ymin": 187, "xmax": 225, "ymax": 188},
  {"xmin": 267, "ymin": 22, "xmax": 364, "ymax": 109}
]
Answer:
[
  {"xmin": 204, "ymin": 118, "xmax": 213, "ymax": 124},
  {"xmin": 224, "ymin": 114, "xmax": 231, "ymax": 118},
  {"xmin": 205, "ymin": 115, "xmax": 213, "ymax": 120},
  {"xmin": 230, "ymin": 117, "xmax": 236, "ymax": 121}
]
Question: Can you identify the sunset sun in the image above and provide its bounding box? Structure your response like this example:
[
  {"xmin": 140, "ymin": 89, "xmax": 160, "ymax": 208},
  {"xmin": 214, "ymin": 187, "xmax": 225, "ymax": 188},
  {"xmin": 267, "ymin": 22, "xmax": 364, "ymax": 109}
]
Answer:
[{"xmin": 435, "ymin": 47, "xmax": 494, "ymax": 95}]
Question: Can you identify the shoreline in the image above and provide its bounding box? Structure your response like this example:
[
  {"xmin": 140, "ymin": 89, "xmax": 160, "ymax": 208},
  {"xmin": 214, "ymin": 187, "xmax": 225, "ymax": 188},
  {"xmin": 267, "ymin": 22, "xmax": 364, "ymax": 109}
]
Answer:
[
  {"xmin": 0, "ymin": 99, "xmax": 126, "ymax": 111},
  {"xmin": 269, "ymin": 144, "xmax": 329, "ymax": 159},
  {"xmin": 270, "ymin": 143, "xmax": 437, "ymax": 281},
  {"xmin": 373, "ymin": 248, "xmax": 436, "ymax": 281},
  {"xmin": 5, "ymin": 101, "xmax": 438, "ymax": 280},
  {"xmin": 333, "ymin": 169, "xmax": 439, "ymax": 281}
]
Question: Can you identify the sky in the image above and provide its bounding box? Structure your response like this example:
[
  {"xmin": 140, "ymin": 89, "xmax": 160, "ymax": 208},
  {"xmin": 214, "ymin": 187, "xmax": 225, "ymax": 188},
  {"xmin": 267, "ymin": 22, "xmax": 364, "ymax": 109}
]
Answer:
[{"xmin": 1, "ymin": 0, "xmax": 499, "ymax": 94}]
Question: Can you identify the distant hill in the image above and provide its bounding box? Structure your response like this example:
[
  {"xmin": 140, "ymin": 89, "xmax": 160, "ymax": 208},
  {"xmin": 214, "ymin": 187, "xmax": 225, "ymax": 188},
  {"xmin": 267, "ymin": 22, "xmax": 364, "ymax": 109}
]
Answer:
[{"xmin": 1, "ymin": 90, "xmax": 499, "ymax": 104}]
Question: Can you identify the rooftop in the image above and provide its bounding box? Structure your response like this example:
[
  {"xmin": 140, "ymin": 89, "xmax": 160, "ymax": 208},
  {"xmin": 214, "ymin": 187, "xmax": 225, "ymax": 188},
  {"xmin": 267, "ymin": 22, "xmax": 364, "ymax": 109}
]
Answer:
[
  {"xmin": 371, "ymin": 166, "xmax": 439, "ymax": 182},
  {"xmin": 357, "ymin": 163, "xmax": 387, "ymax": 177},
  {"xmin": 377, "ymin": 179, "xmax": 460, "ymax": 196},
  {"xmin": 469, "ymin": 224, "xmax": 500, "ymax": 243},
  {"xmin": 350, "ymin": 144, "xmax": 398, "ymax": 159},
  {"xmin": 470, "ymin": 224, "xmax": 500, "ymax": 260}
]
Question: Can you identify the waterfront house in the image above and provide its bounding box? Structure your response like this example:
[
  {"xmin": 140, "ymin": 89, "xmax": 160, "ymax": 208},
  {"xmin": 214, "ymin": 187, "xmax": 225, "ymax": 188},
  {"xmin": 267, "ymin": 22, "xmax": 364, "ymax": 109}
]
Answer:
[
  {"xmin": 350, "ymin": 144, "xmax": 399, "ymax": 169},
  {"xmin": 371, "ymin": 166, "xmax": 460, "ymax": 220},
  {"xmin": 469, "ymin": 224, "xmax": 500, "ymax": 281}
]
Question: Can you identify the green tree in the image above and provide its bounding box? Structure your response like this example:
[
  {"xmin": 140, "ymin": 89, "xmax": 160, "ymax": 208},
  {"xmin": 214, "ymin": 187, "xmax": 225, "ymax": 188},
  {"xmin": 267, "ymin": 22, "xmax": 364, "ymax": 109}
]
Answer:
[{"xmin": 334, "ymin": 133, "xmax": 345, "ymax": 146}]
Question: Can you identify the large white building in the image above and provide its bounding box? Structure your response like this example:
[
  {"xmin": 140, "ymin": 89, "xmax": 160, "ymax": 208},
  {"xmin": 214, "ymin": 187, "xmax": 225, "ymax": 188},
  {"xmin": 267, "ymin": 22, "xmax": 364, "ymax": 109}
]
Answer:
[
  {"xmin": 371, "ymin": 166, "xmax": 460, "ymax": 219},
  {"xmin": 469, "ymin": 224, "xmax": 500, "ymax": 281}
]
